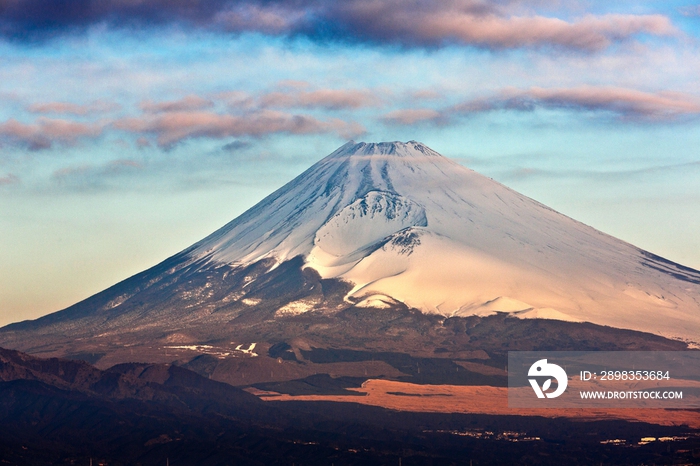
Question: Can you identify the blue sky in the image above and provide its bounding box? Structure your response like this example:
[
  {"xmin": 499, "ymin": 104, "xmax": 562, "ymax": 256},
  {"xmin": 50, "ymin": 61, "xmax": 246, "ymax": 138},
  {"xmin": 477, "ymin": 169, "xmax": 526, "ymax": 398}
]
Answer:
[{"xmin": 1, "ymin": 0, "xmax": 700, "ymax": 326}]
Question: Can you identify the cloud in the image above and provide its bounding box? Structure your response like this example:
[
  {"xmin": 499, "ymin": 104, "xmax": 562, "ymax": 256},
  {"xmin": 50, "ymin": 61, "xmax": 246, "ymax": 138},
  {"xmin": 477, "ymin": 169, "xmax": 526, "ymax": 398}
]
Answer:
[
  {"xmin": 381, "ymin": 108, "xmax": 444, "ymax": 125},
  {"xmin": 105, "ymin": 159, "xmax": 143, "ymax": 172},
  {"xmin": 0, "ymin": 117, "xmax": 103, "ymax": 150},
  {"xmin": 129, "ymin": 87, "xmax": 375, "ymax": 144},
  {"xmin": 140, "ymin": 95, "xmax": 214, "ymax": 113},
  {"xmin": 320, "ymin": 1, "xmax": 676, "ymax": 51},
  {"xmin": 525, "ymin": 87, "xmax": 700, "ymax": 119},
  {"xmin": 51, "ymin": 158, "xmax": 143, "ymax": 189},
  {"xmin": 381, "ymin": 86, "xmax": 700, "ymax": 126},
  {"xmin": 0, "ymin": 0, "xmax": 307, "ymax": 40},
  {"xmin": 51, "ymin": 164, "xmax": 92, "ymax": 180},
  {"xmin": 0, "ymin": 0, "xmax": 677, "ymax": 51},
  {"xmin": 1, "ymin": 88, "xmax": 370, "ymax": 151},
  {"xmin": 0, "ymin": 0, "xmax": 233, "ymax": 39},
  {"xmin": 217, "ymin": 91, "xmax": 256, "ymax": 110},
  {"xmin": 260, "ymin": 88, "xmax": 377, "ymax": 110},
  {"xmin": 214, "ymin": 3, "xmax": 307, "ymax": 34},
  {"xmin": 114, "ymin": 110, "xmax": 364, "ymax": 147},
  {"xmin": 678, "ymin": 5, "xmax": 700, "ymax": 17},
  {"xmin": 0, "ymin": 173, "xmax": 19, "ymax": 185},
  {"xmin": 222, "ymin": 140, "xmax": 251, "ymax": 151},
  {"xmin": 275, "ymin": 80, "xmax": 311, "ymax": 89},
  {"xmin": 409, "ymin": 89, "xmax": 443, "ymax": 101},
  {"xmin": 28, "ymin": 100, "xmax": 119, "ymax": 115},
  {"xmin": 499, "ymin": 159, "xmax": 700, "ymax": 183},
  {"xmin": 450, "ymin": 86, "xmax": 700, "ymax": 121}
]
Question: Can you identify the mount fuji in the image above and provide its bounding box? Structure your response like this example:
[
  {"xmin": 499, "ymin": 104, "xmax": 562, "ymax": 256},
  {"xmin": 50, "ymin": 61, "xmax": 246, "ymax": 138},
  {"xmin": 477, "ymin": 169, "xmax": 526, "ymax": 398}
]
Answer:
[{"xmin": 1, "ymin": 141, "xmax": 699, "ymax": 372}]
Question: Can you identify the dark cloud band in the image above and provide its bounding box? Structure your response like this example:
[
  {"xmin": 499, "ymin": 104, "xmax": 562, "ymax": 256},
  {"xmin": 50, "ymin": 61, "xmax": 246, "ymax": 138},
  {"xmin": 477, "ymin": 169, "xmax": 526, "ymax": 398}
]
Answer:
[{"xmin": 0, "ymin": 0, "xmax": 676, "ymax": 51}]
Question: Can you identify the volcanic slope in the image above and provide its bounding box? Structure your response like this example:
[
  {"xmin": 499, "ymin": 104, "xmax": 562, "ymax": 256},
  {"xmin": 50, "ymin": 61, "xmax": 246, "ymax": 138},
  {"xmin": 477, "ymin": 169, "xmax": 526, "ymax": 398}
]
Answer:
[{"xmin": 2, "ymin": 141, "xmax": 699, "ymax": 356}]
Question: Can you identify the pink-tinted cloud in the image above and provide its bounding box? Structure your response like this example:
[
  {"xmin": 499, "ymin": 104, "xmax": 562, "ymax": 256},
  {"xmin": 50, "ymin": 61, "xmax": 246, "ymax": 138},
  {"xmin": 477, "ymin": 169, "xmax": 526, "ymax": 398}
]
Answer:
[
  {"xmin": 451, "ymin": 86, "xmax": 700, "ymax": 120},
  {"xmin": 28, "ymin": 100, "xmax": 119, "ymax": 115},
  {"xmin": 261, "ymin": 89, "xmax": 377, "ymax": 110},
  {"xmin": 141, "ymin": 95, "xmax": 214, "ymax": 113},
  {"xmin": 382, "ymin": 108, "xmax": 444, "ymax": 125},
  {"xmin": 114, "ymin": 110, "xmax": 364, "ymax": 147},
  {"xmin": 0, "ymin": 173, "xmax": 19, "ymax": 186},
  {"xmin": 216, "ymin": 91, "xmax": 256, "ymax": 110},
  {"xmin": 4, "ymin": 88, "xmax": 372, "ymax": 151},
  {"xmin": 525, "ymin": 87, "xmax": 700, "ymax": 118},
  {"xmin": 324, "ymin": 0, "xmax": 677, "ymax": 51},
  {"xmin": 0, "ymin": 117, "xmax": 103, "ymax": 150},
  {"xmin": 381, "ymin": 86, "xmax": 700, "ymax": 127},
  {"xmin": 409, "ymin": 89, "xmax": 443, "ymax": 101},
  {"xmin": 452, "ymin": 98, "xmax": 499, "ymax": 114}
]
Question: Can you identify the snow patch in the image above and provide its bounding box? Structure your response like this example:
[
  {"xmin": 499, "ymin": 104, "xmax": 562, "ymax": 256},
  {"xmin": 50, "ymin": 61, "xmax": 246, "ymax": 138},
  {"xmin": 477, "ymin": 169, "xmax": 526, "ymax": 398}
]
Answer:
[
  {"xmin": 235, "ymin": 342, "xmax": 258, "ymax": 357},
  {"xmin": 104, "ymin": 294, "xmax": 130, "ymax": 310},
  {"xmin": 275, "ymin": 300, "xmax": 316, "ymax": 317},
  {"xmin": 460, "ymin": 297, "xmax": 535, "ymax": 317},
  {"xmin": 354, "ymin": 294, "xmax": 399, "ymax": 309},
  {"xmin": 164, "ymin": 343, "xmax": 258, "ymax": 358},
  {"xmin": 512, "ymin": 308, "xmax": 582, "ymax": 322}
]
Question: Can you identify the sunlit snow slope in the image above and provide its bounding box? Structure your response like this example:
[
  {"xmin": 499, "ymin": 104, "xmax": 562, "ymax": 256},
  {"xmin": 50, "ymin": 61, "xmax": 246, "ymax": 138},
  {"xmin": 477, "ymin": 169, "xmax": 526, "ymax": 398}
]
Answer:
[{"xmin": 190, "ymin": 141, "xmax": 700, "ymax": 342}]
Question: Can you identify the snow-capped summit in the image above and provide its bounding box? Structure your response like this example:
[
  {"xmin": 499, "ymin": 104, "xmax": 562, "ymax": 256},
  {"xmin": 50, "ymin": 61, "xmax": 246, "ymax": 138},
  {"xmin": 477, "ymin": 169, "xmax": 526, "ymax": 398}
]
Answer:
[
  {"xmin": 185, "ymin": 140, "xmax": 700, "ymax": 341},
  {"xmin": 190, "ymin": 141, "xmax": 443, "ymax": 265},
  {"xmin": 2, "ymin": 141, "xmax": 699, "ymax": 356}
]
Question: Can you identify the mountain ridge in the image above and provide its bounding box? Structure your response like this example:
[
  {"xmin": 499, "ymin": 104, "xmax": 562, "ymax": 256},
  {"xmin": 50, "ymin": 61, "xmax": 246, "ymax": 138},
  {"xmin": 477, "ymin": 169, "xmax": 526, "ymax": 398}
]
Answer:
[
  {"xmin": 183, "ymin": 140, "xmax": 700, "ymax": 340},
  {"xmin": 1, "ymin": 140, "xmax": 699, "ymax": 355}
]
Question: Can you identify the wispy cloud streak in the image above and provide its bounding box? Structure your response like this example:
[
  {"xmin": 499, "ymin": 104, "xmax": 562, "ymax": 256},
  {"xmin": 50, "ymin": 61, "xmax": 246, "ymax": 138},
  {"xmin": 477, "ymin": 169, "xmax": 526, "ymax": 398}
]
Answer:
[
  {"xmin": 114, "ymin": 110, "xmax": 364, "ymax": 148},
  {"xmin": 386, "ymin": 86, "xmax": 700, "ymax": 126},
  {"xmin": 140, "ymin": 95, "xmax": 214, "ymax": 113},
  {"xmin": 28, "ymin": 100, "xmax": 119, "ymax": 115},
  {"xmin": 382, "ymin": 108, "xmax": 444, "ymax": 125},
  {"xmin": 454, "ymin": 86, "xmax": 700, "ymax": 121},
  {"xmin": 0, "ymin": 173, "xmax": 19, "ymax": 185},
  {"xmin": 260, "ymin": 88, "xmax": 377, "ymax": 110},
  {"xmin": 0, "ymin": 118, "xmax": 102, "ymax": 150}
]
